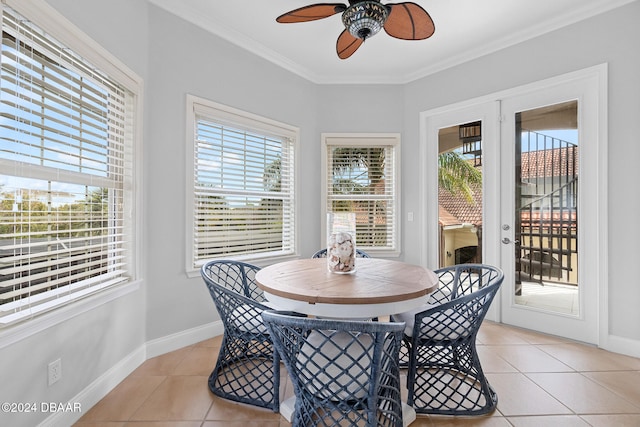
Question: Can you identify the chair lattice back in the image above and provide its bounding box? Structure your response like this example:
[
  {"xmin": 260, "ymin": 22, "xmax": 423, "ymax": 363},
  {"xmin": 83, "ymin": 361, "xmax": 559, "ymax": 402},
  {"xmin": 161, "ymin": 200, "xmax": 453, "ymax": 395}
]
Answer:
[
  {"xmin": 430, "ymin": 264, "xmax": 502, "ymax": 303},
  {"xmin": 262, "ymin": 311, "xmax": 405, "ymax": 427},
  {"xmin": 397, "ymin": 264, "xmax": 503, "ymax": 415},
  {"xmin": 312, "ymin": 248, "xmax": 371, "ymax": 259},
  {"xmin": 203, "ymin": 259, "xmax": 267, "ymax": 302},
  {"xmin": 201, "ymin": 260, "xmax": 279, "ymax": 411}
]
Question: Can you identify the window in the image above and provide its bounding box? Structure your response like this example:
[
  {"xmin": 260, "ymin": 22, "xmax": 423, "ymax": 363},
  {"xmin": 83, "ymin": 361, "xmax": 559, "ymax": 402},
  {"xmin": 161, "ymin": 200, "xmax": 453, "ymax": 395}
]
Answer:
[
  {"xmin": 322, "ymin": 133, "xmax": 400, "ymax": 256},
  {"xmin": 186, "ymin": 96, "xmax": 297, "ymax": 271},
  {"xmin": 0, "ymin": 2, "xmax": 140, "ymax": 326}
]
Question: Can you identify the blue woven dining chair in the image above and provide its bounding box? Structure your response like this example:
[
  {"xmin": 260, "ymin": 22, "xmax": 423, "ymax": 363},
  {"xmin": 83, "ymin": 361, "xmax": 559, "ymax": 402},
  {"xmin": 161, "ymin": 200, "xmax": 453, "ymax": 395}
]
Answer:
[
  {"xmin": 201, "ymin": 260, "xmax": 280, "ymax": 411},
  {"xmin": 392, "ymin": 264, "xmax": 504, "ymax": 415},
  {"xmin": 262, "ymin": 311, "xmax": 407, "ymax": 427},
  {"xmin": 396, "ymin": 264, "xmax": 501, "ymax": 364},
  {"xmin": 311, "ymin": 248, "xmax": 371, "ymax": 258}
]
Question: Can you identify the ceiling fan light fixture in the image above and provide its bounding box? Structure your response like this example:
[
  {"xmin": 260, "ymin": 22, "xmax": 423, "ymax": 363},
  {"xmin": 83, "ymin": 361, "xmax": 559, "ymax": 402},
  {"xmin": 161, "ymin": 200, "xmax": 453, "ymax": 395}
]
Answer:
[
  {"xmin": 276, "ymin": 1, "xmax": 434, "ymax": 59},
  {"xmin": 342, "ymin": 1, "xmax": 389, "ymax": 40}
]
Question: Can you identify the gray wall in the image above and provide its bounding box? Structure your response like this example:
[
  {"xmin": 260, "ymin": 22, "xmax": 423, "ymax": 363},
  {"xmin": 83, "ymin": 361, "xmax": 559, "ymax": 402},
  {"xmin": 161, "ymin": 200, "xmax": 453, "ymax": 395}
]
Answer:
[
  {"xmin": 143, "ymin": 5, "xmax": 320, "ymax": 340},
  {"xmin": 0, "ymin": 0, "xmax": 638, "ymax": 425}
]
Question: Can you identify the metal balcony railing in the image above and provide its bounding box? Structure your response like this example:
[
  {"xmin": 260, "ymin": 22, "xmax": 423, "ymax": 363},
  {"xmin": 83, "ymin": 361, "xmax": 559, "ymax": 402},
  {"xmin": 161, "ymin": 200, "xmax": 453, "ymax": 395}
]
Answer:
[{"xmin": 515, "ymin": 131, "xmax": 578, "ymax": 285}]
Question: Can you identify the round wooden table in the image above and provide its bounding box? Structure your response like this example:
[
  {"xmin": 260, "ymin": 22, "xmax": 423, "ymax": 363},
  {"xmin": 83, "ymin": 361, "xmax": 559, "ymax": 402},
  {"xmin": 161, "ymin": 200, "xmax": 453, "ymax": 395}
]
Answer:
[{"xmin": 255, "ymin": 258, "xmax": 439, "ymax": 319}]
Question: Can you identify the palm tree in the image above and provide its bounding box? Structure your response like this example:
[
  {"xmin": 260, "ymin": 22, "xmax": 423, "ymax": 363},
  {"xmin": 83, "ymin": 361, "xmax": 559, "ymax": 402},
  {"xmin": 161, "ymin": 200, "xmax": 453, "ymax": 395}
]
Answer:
[
  {"xmin": 330, "ymin": 147, "xmax": 386, "ymax": 244},
  {"xmin": 330, "ymin": 147, "xmax": 385, "ymax": 195},
  {"xmin": 438, "ymin": 151, "xmax": 482, "ymax": 204}
]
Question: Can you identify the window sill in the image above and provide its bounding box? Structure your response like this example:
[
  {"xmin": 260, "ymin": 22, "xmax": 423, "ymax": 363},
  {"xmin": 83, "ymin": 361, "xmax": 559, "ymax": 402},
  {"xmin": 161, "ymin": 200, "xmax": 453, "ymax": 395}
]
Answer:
[{"xmin": 186, "ymin": 253, "xmax": 302, "ymax": 279}]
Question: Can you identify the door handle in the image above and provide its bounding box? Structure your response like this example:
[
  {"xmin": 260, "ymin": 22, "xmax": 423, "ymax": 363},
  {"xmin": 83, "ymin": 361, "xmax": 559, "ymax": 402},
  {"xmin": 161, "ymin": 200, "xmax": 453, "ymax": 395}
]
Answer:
[{"xmin": 502, "ymin": 238, "xmax": 520, "ymax": 244}]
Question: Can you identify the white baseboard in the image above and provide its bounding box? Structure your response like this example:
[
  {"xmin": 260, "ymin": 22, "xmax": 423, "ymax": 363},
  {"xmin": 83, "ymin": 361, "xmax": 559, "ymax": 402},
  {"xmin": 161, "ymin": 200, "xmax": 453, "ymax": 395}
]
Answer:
[
  {"xmin": 602, "ymin": 334, "xmax": 640, "ymax": 359},
  {"xmin": 38, "ymin": 320, "xmax": 223, "ymax": 427},
  {"xmin": 145, "ymin": 320, "xmax": 223, "ymax": 359}
]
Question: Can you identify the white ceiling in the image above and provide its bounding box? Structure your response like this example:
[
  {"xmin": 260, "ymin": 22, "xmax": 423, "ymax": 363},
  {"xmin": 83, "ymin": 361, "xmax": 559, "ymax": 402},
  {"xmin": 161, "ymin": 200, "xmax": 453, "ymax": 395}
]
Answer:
[{"xmin": 147, "ymin": 0, "xmax": 632, "ymax": 84}]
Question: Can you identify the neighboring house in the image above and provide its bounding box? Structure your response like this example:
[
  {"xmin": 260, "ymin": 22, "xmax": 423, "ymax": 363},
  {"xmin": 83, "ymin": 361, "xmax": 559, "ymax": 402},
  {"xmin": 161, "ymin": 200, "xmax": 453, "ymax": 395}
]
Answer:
[{"xmin": 438, "ymin": 180, "xmax": 483, "ymax": 267}]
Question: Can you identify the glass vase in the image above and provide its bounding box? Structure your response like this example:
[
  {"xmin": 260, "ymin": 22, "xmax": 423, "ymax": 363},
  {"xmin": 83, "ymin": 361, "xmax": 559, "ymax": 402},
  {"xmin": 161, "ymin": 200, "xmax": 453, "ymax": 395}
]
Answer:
[{"xmin": 327, "ymin": 212, "xmax": 357, "ymax": 274}]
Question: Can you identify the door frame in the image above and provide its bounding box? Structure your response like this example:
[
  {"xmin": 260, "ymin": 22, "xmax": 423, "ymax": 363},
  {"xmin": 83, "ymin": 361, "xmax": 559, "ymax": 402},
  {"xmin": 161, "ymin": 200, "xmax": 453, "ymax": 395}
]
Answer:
[{"xmin": 419, "ymin": 64, "xmax": 608, "ymax": 342}]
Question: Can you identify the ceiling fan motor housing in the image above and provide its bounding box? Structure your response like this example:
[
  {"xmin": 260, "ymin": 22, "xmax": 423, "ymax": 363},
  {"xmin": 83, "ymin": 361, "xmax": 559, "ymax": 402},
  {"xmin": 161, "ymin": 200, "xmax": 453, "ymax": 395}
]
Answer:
[{"xmin": 342, "ymin": 1, "xmax": 389, "ymax": 40}]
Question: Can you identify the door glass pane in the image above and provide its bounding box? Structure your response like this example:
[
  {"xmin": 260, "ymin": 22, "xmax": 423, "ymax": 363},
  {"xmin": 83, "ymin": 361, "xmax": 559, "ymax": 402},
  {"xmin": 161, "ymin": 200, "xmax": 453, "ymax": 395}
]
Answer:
[
  {"xmin": 514, "ymin": 101, "xmax": 579, "ymax": 315},
  {"xmin": 437, "ymin": 121, "xmax": 483, "ymax": 268}
]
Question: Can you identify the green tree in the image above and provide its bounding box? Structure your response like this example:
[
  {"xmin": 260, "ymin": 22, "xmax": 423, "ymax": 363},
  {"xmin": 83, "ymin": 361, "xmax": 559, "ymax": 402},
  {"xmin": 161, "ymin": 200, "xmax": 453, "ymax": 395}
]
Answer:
[
  {"xmin": 438, "ymin": 151, "xmax": 482, "ymax": 204},
  {"xmin": 331, "ymin": 147, "xmax": 385, "ymax": 196},
  {"xmin": 330, "ymin": 147, "xmax": 387, "ymax": 245},
  {"xmin": 263, "ymin": 156, "xmax": 281, "ymax": 192},
  {"xmin": 0, "ymin": 191, "xmax": 48, "ymax": 236}
]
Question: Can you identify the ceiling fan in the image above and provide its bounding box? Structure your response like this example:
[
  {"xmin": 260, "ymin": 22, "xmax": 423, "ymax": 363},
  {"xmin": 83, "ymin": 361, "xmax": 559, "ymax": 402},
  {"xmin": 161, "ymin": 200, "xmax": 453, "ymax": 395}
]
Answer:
[{"xmin": 276, "ymin": 1, "xmax": 435, "ymax": 59}]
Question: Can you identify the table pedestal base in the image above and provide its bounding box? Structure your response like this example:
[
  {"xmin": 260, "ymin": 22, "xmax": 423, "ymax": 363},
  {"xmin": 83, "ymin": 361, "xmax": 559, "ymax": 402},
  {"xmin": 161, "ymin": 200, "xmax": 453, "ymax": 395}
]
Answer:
[
  {"xmin": 279, "ymin": 396, "xmax": 417, "ymax": 426},
  {"xmin": 279, "ymin": 396, "xmax": 295, "ymax": 423}
]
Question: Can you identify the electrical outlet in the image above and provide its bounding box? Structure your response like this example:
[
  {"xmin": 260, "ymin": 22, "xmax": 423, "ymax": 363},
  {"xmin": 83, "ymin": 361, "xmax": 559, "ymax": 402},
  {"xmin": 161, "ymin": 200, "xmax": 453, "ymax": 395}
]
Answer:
[{"xmin": 48, "ymin": 358, "xmax": 62, "ymax": 386}]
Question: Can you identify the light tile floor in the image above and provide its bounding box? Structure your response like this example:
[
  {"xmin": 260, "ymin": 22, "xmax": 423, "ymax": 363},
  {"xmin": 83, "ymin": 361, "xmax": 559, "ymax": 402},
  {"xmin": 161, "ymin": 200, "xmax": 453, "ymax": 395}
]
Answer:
[{"xmin": 74, "ymin": 321, "xmax": 640, "ymax": 426}]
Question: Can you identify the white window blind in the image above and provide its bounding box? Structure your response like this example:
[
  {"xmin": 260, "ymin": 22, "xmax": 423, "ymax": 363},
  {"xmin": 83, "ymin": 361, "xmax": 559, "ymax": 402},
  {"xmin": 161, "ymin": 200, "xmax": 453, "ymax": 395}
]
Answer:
[
  {"xmin": 0, "ymin": 5, "xmax": 133, "ymax": 325},
  {"xmin": 323, "ymin": 134, "xmax": 400, "ymax": 254},
  {"xmin": 190, "ymin": 99, "xmax": 296, "ymax": 267}
]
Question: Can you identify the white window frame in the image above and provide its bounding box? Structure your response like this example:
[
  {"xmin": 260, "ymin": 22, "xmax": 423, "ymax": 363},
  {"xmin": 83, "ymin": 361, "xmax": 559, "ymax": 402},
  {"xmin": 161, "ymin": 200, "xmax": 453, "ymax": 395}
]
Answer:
[
  {"xmin": 185, "ymin": 95, "xmax": 299, "ymax": 275},
  {"xmin": 321, "ymin": 133, "xmax": 401, "ymax": 258},
  {"xmin": 0, "ymin": 0, "xmax": 142, "ymax": 340}
]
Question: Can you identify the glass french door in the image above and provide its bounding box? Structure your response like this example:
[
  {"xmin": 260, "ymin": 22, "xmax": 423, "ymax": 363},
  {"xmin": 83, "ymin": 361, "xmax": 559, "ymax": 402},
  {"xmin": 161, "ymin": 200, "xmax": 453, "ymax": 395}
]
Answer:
[
  {"xmin": 424, "ymin": 67, "xmax": 605, "ymax": 343},
  {"xmin": 425, "ymin": 102, "xmax": 502, "ymax": 323},
  {"xmin": 499, "ymin": 73, "xmax": 602, "ymax": 344},
  {"xmin": 510, "ymin": 101, "xmax": 579, "ymax": 314}
]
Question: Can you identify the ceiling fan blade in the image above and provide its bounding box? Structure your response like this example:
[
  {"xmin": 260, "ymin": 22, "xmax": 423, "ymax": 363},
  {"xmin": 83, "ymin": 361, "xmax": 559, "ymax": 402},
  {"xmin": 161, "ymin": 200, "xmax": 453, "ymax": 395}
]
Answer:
[
  {"xmin": 276, "ymin": 3, "xmax": 347, "ymax": 23},
  {"xmin": 336, "ymin": 29, "xmax": 363, "ymax": 59},
  {"xmin": 383, "ymin": 2, "xmax": 435, "ymax": 40}
]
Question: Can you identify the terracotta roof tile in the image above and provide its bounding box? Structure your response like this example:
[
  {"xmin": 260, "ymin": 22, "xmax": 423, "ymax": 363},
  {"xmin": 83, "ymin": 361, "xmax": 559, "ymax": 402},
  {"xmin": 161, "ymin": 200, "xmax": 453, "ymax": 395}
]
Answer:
[
  {"xmin": 438, "ymin": 181, "xmax": 483, "ymax": 226},
  {"xmin": 521, "ymin": 146, "xmax": 578, "ymax": 179},
  {"xmin": 438, "ymin": 205, "xmax": 461, "ymax": 226}
]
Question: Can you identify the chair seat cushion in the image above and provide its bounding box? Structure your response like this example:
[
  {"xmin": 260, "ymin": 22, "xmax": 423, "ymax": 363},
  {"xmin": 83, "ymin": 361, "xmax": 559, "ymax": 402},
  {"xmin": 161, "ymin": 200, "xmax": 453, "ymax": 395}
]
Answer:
[
  {"xmin": 299, "ymin": 330, "xmax": 373, "ymax": 400},
  {"xmin": 394, "ymin": 303, "xmax": 473, "ymax": 340},
  {"xmin": 393, "ymin": 304, "xmax": 435, "ymax": 336},
  {"xmin": 230, "ymin": 304, "xmax": 267, "ymax": 334}
]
